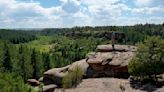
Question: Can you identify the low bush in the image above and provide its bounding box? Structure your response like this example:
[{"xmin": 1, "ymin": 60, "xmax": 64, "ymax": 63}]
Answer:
[{"xmin": 62, "ymin": 66, "xmax": 84, "ymax": 89}]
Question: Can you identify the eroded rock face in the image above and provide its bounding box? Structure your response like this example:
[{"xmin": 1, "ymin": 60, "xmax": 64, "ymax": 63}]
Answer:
[
  {"xmin": 86, "ymin": 45, "xmax": 136, "ymax": 78},
  {"xmin": 42, "ymin": 44, "xmax": 136, "ymax": 87},
  {"xmin": 27, "ymin": 79, "xmax": 40, "ymax": 86},
  {"xmin": 43, "ymin": 84, "xmax": 57, "ymax": 92},
  {"xmin": 43, "ymin": 65, "xmax": 70, "ymax": 86},
  {"xmin": 68, "ymin": 59, "xmax": 89, "ymax": 74}
]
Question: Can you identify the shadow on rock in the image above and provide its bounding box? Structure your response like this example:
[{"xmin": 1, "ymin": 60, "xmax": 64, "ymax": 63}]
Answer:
[{"xmin": 129, "ymin": 77, "xmax": 164, "ymax": 92}]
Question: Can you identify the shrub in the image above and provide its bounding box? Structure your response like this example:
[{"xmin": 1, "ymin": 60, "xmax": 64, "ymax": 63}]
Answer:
[
  {"xmin": 62, "ymin": 66, "xmax": 84, "ymax": 89},
  {"xmin": 128, "ymin": 36, "xmax": 164, "ymax": 81}
]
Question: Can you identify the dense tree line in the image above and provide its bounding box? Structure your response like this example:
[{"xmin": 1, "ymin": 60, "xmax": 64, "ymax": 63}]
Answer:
[
  {"xmin": 0, "ymin": 29, "xmax": 36, "ymax": 44},
  {"xmin": 36, "ymin": 24, "xmax": 164, "ymax": 45}
]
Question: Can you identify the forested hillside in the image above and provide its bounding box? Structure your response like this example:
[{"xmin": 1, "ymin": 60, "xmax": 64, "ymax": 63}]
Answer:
[
  {"xmin": 34, "ymin": 24, "xmax": 164, "ymax": 45},
  {"xmin": 0, "ymin": 23, "xmax": 163, "ymax": 92}
]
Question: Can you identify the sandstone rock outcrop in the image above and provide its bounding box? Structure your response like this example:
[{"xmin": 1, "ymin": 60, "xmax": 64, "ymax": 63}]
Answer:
[
  {"xmin": 68, "ymin": 59, "xmax": 89, "ymax": 73},
  {"xmin": 43, "ymin": 65, "xmax": 70, "ymax": 86},
  {"xmin": 34, "ymin": 84, "xmax": 57, "ymax": 92},
  {"xmin": 86, "ymin": 45, "xmax": 136, "ymax": 78},
  {"xmin": 27, "ymin": 79, "xmax": 40, "ymax": 86},
  {"xmin": 43, "ymin": 84, "xmax": 57, "ymax": 92},
  {"xmin": 42, "ymin": 44, "xmax": 136, "ymax": 86}
]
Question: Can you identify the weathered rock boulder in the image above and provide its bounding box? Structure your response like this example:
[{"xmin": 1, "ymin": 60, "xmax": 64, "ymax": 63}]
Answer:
[
  {"xmin": 27, "ymin": 79, "xmax": 40, "ymax": 86},
  {"xmin": 38, "ymin": 77, "xmax": 43, "ymax": 82},
  {"xmin": 68, "ymin": 59, "xmax": 89, "ymax": 74},
  {"xmin": 43, "ymin": 84, "xmax": 57, "ymax": 92},
  {"xmin": 43, "ymin": 65, "xmax": 70, "ymax": 86},
  {"xmin": 86, "ymin": 45, "xmax": 136, "ymax": 78}
]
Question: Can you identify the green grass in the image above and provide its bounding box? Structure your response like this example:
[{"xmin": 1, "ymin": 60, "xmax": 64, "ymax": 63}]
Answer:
[{"xmin": 23, "ymin": 36, "xmax": 55, "ymax": 52}]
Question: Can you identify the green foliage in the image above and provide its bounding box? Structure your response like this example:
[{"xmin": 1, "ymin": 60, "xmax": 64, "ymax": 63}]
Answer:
[
  {"xmin": 0, "ymin": 72, "xmax": 35, "ymax": 92},
  {"xmin": 37, "ymin": 24, "xmax": 164, "ymax": 45},
  {"xmin": 31, "ymin": 49, "xmax": 44, "ymax": 79},
  {"xmin": 16, "ymin": 45, "xmax": 33, "ymax": 81},
  {"xmin": 0, "ymin": 29, "xmax": 36, "ymax": 44},
  {"xmin": 62, "ymin": 66, "xmax": 84, "ymax": 89},
  {"xmin": 38, "ymin": 83, "xmax": 44, "ymax": 92},
  {"xmin": 0, "ymin": 41, "xmax": 44, "ymax": 81},
  {"xmin": 50, "ymin": 36, "xmax": 102, "ymax": 68},
  {"xmin": 128, "ymin": 36, "xmax": 164, "ymax": 79},
  {"xmin": 42, "ymin": 53, "xmax": 51, "ymax": 71},
  {"xmin": 2, "ymin": 42, "xmax": 12, "ymax": 72}
]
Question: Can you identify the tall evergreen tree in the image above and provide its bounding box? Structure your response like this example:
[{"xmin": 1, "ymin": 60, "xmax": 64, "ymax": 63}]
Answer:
[
  {"xmin": 31, "ymin": 49, "xmax": 43, "ymax": 79},
  {"xmin": 43, "ymin": 53, "xmax": 51, "ymax": 71},
  {"xmin": 11, "ymin": 45, "xmax": 33, "ymax": 81},
  {"xmin": 2, "ymin": 43, "xmax": 12, "ymax": 72},
  {"xmin": 31, "ymin": 49, "xmax": 37, "ymax": 78}
]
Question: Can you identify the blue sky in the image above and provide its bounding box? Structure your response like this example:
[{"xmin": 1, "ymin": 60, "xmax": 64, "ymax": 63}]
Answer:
[{"xmin": 0, "ymin": 0, "xmax": 164, "ymax": 28}]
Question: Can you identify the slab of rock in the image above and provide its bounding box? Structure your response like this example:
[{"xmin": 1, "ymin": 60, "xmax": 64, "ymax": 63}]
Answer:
[
  {"xmin": 38, "ymin": 77, "xmax": 43, "ymax": 82},
  {"xmin": 68, "ymin": 59, "xmax": 89, "ymax": 74},
  {"xmin": 27, "ymin": 79, "xmax": 40, "ymax": 86},
  {"xmin": 43, "ymin": 65, "xmax": 70, "ymax": 86},
  {"xmin": 86, "ymin": 44, "xmax": 136, "ymax": 77},
  {"xmin": 43, "ymin": 84, "xmax": 57, "ymax": 92},
  {"xmin": 109, "ymin": 52, "xmax": 135, "ymax": 66},
  {"xmin": 34, "ymin": 84, "xmax": 57, "ymax": 92}
]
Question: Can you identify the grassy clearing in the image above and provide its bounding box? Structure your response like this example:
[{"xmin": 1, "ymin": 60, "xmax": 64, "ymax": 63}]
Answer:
[{"xmin": 22, "ymin": 36, "xmax": 55, "ymax": 52}]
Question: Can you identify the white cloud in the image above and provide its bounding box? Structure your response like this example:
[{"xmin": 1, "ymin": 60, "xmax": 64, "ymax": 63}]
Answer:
[
  {"xmin": 0, "ymin": 0, "xmax": 163, "ymax": 28},
  {"xmin": 131, "ymin": 6, "xmax": 164, "ymax": 15},
  {"xmin": 135, "ymin": 0, "xmax": 152, "ymax": 6},
  {"xmin": 134, "ymin": 0, "xmax": 164, "ymax": 7}
]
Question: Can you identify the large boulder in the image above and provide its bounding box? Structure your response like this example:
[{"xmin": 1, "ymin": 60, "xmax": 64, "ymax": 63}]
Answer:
[
  {"xmin": 86, "ymin": 45, "xmax": 136, "ymax": 78},
  {"xmin": 68, "ymin": 59, "xmax": 89, "ymax": 74},
  {"xmin": 43, "ymin": 65, "xmax": 70, "ymax": 86}
]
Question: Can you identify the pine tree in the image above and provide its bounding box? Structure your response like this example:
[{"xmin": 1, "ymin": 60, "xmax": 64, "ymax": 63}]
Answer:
[
  {"xmin": 13, "ymin": 45, "xmax": 33, "ymax": 81},
  {"xmin": 31, "ymin": 49, "xmax": 43, "ymax": 79},
  {"xmin": 2, "ymin": 43, "xmax": 12, "ymax": 72},
  {"xmin": 43, "ymin": 53, "xmax": 51, "ymax": 71},
  {"xmin": 31, "ymin": 49, "xmax": 37, "ymax": 78}
]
